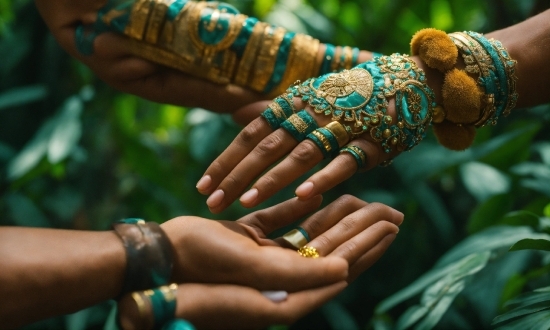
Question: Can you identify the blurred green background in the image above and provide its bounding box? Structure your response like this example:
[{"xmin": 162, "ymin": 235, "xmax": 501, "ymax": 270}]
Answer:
[{"xmin": 1, "ymin": 0, "xmax": 550, "ymax": 329}]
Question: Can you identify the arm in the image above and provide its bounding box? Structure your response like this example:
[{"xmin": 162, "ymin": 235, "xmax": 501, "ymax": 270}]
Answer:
[
  {"xmin": 34, "ymin": 0, "xmax": 376, "ymax": 116},
  {"xmin": 196, "ymin": 9, "xmax": 550, "ymax": 213},
  {"xmin": 0, "ymin": 228, "xmax": 125, "ymax": 328}
]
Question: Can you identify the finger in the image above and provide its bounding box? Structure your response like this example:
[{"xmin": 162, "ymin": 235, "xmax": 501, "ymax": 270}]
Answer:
[
  {"xmin": 175, "ymin": 281, "xmax": 347, "ymax": 330},
  {"xmin": 347, "ymin": 232, "xmax": 397, "ymax": 282},
  {"xmin": 294, "ymin": 139, "xmax": 380, "ymax": 200},
  {"xmin": 274, "ymin": 194, "xmax": 366, "ymax": 248},
  {"xmin": 205, "ymin": 128, "xmax": 300, "ymax": 213},
  {"xmin": 239, "ymin": 139, "xmax": 325, "ymax": 208},
  {"xmin": 241, "ymin": 248, "xmax": 348, "ymax": 292},
  {"xmin": 196, "ymin": 117, "xmax": 273, "ymax": 196},
  {"xmin": 238, "ymin": 196, "xmax": 323, "ymax": 239},
  {"xmin": 308, "ymin": 203, "xmax": 403, "ymax": 257},
  {"xmin": 232, "ymin": 100, "xmax": 272, "ymax": 126}
]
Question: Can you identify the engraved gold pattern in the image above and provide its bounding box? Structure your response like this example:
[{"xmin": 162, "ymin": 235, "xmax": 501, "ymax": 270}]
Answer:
[{"xmin": 287, "ymin": 114, "xmax": 309, "ymax": 133}]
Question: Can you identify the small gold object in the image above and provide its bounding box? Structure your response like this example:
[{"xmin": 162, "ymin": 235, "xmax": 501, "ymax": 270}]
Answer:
[
  {"xmin": 282, "ymin": 229, "xmax": 309, "ymax": 249},
  {"xmin": 324, "ymin": 121, "xmax": 350, "ymax": 147},
  {"xmin": 287, "ymin": 113, "xmax": 309, "ymax": 133},
  {"xmin": 298, "ymin": 246, "xmax": 320, "ymax": 258}
]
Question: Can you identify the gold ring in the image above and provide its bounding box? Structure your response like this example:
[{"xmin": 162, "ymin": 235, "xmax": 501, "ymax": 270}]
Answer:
[
  {"xmin": 282, "ymin": 229, "xmax": 309, "ymax": 249},
  {"xmin": 297, "ymin": 246, "xmax": 320, "ymax": 258}
]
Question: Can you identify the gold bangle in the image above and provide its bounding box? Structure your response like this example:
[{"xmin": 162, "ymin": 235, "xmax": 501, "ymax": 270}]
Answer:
[
  {"xmin": 124, "ymin": 0, "xmax": 152, "ymax": 40},
  {"xmin": 331, "ymin": 46, "xmax": 342, "ymax": 72},
  {"xmin": 234, "ymin": 22, "xmax": 270, "ymax": 86},
  {"xmin": 144, "ymin": 0, "xmax": 169, "ymax": 44},
  {"xmin": 250, "ymin": 26, "xmax": 287, "ymax": 91},
  {"xmin": 269, "ymin": 34, "xmax": 320, "ymax": 98},
  {"xmin": 342, "ymin": 46, "xmax": 353, "ymax": 70}
]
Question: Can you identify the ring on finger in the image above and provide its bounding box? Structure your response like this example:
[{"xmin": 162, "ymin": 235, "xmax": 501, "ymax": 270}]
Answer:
[
  {"xmin": 280, "ymin": 110, "xmax": 319, "ymax": 141},
  {"xmin": 261, "ymin": 96, "xmax": 296, "ymax": 129},
  {"xmin": 340, "ymin": 145, "xmax": 368, "ymax": 170},
  {"xmin": 297, "ymin": 245, "xmax": 320, "ymax": 258},
  {"xmin": 282, "ymin": 227, "xmax": 310, "ymax": 249},
  {"xmin": 307, "ymin": 121, "xmax": 351, "ymax": 158}
]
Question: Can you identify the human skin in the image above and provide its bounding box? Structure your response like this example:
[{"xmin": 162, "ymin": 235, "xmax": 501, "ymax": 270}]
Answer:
[
  {"xmin": 0, "ymin": 196, "xmax": 403, "ymax": 328},
  {"xmin": 33, "ymin": 0, "xmax": 376, "ymax": 120},
  {"xmin": 196, "ymin": 9, "xmax": 550, "ymax": 213}
]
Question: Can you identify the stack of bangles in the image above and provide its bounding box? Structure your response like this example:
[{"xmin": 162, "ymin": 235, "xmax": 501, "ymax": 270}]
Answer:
[
  {"xmin": 75, "ymin": 0, "xmax": 363, "ymax": 97},
  {"xmin": 113, "ymin": 218, "xmax": 195, "ymax": 330},
  {"xmin": 261, "ymin": 28, "xmax": 517, "ymax": 168}
]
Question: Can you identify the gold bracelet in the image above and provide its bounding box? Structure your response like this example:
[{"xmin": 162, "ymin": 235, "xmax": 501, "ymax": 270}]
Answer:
[
  {"xmin": 234, "ymin": 22, "xmax": 270, "ymax": 86},
  {"xmin": 250, "ymin": 26, "xmax": 286, "ymax": 91},
  {"xmin": 330, "ymin": 46, "xmax": 342, "ymax": 72},
  {"xmin": 124, "ymin": 0, "xmax": 152, "ymax": 40},
  {"xmin": 342, "ymin": 46, "xmax": 353, "ymax": 70}
]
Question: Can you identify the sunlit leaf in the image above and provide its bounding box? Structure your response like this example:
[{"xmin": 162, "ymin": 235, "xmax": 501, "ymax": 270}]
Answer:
[
  {"xmin": 48, "ymin": 96, "xmax": 83, "ymax": 163},
  {"xmin": 460, "ymin": 162, "xmax": 510, "ymax": 202},
  {"xmin": 430, "ymin": 0, "xmax": 453, "ymax": 30}
]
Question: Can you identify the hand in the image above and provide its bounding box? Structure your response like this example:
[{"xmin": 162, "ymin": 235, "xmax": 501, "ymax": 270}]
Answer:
[
  {"xmin": 34, "ymin": 0, "xmax": 262, "ymax": 113},
  {"xmin": 197, "ymin": 55, "xmax": 444, "ymax": 213},
  {"xmin": 161, "ymin": 195, "xmax": 403, "ymax": 290}
]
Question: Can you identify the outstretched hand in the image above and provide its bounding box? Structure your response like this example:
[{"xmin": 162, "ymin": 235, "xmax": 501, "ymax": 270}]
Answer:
[
  {"xmin": 198, "ymin": 55, "xmax": 444, "ymax": 213},
  {"xmin": 161, "ymin": 195, "xmax": 403, "ymax": 290}
]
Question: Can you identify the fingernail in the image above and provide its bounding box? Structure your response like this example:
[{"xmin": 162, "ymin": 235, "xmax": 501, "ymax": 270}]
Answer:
[
  {"xmin": 392, "ymin": 209, "xmax": 405, "ymax": 226},
  {"xmin": 196, "ymin": 175, "xmax": 212, "ymax": 191},
  {"xmin": 261, "ymin": 291, "xmax": 288, "ymax": 302},
  {"xmin": 295, "ymin": 182, "xmax": 314, "ymax": 198},
  {"xmin": 240, "ymin": 188, "xmax": 258, "ymax": 205},
  {"xmin": 206, "ymin": 189, "xmax": 224, "ymax": 208}
]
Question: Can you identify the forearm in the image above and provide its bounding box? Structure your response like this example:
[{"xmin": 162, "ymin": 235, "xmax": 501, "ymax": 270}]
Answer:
[
  {"xmin": 487, "ymin": 9, "xmax": 550, "ymax": 108},
  {"xmin": 0, "ymin": 227, "xmax": 125, "ymax": 328}
]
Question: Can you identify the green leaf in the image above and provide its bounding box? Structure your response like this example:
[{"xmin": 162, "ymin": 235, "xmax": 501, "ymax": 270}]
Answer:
[
  {"xmin": 436, "ymin": 226, "xmax": 544, "ymax": 268},
  {"xmin": 494, "ymin": 308, "xmax": 550, "ymax": 330},
  {"xmin": 395, "ymin": 305, "xmax": 430, "ymax": 330},
  {"xmin": 511, "ymin": 162, "xmax": 550, "ymax": 180},
  {"xmin": 460, "ymin": 162, "xmax": 510, "ymax": 202},
  {"xmin": 544, "ymin": 204, "xmax": 550, "ymax": 218},
  {"xmin": 534, "ymin": 142, "xmax": 550, "ymax": 165},
  {"xmin": 48, "ymin": 96, "xmax": 83, "ymax": 163},
  {"xmin": 3, "ymin": 193, "xmax": 49, "ymax": 227},
  {"xmin": 505, "ymin": 288, "xmax": 550, "ymax": 309},
  {"xmin": 500, "ymin": 211, "xmax": 540, "ymax": 229},
  {"xmin": 509, "ymin": 239, "xmax": 550, "ymax": 252},
  {"xmin": 0, "ymin": 84, "xmax": 48, "ymax": 110},
  {"xmin": 415, "ymin": 281, "xmax": 465, "ymax": 330},
  {"xmin": 430, "ymin": 0, "xmax": 453, "ymax": 30},
  {"xmin": 467, "ymin": 194, "xmax": 513, "ymax": 234}
]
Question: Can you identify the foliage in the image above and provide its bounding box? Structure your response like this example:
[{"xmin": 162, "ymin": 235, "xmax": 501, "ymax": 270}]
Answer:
[{"xmin": 1, "ymin": 0, "xmax": 549, "ymax": 329}]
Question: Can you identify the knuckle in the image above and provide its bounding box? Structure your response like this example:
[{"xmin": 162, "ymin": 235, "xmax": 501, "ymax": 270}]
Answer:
[
  {"xmin": 289, "ymin": 142, "xmax": 318, "ymax": 165},
  {"xmin": 339, "ymin": 216, "xmax": 359, "ymax": 233},
  {"xmin": 258, "ymin": 174, "xmax": 278, "ymax": 191},
  {"xmin": 336, "ymin": 194, "xmax": 359, "ymax": 207},
  {"xmin": 306, "ymin": 218, "xmax": 323, "ymax": 237},
  {"xmin": 315, "ymin": 234, "xmax": 332, "ymax": 249},
  {"xmin": 256, "ymin": 134, "xmax": 283, "ymax": 156},
  {"xmin": 238, "ymin": 119, "xmax": 263, "ymax": 145}
]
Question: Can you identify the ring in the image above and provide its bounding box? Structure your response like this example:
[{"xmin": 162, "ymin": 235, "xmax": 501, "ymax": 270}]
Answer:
[
  {"xmin": 280, "ymin": 110, "xmax": 319, "ymax": 141},
  {"xmin": 261, "ymin": 96, "xmax": 296, "ymax": 129},
  {"xmin": 144, "ymin": 283, "xmax": 178, "ymax": 329},
  {"xmin": 282, "ymin": 227, "xmax": 310, "ymax": 249},
  {"xmin": 307, "ymin": 128, "xmax": 339, "ymax": 158},
  {"xmin": 340, "ymin": 145, "xmax": 368, "ymax": 170},
  {"xmin": 298, "ymin": 246, "xmax": 320, "ymax": 258}
]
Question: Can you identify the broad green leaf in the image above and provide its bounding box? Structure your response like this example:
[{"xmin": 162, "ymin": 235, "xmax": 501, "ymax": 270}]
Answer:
[
  {"xmin": 493, "ymin": 304, "xmax": 550, "ymax": 325},
  {"xmin": 395, "ymin": 305, "xmax": 430, "ymax": 330},
  {"xmin": 520, "ymin": 178, "xmax": 550, "ymax": 197},
  {"xmin": 510, "ymin": 239, "xmax": 550, "ymax": 252},
  {"xmin": 544, "ymin": 204, "xmax": 550, "ymax": 218},
  {"xmin": 415, "ymin": 281, "xmax": 465, "ymax": 330},
  {"xmin": 534, "ymin": 142, "xmax": 550, "ymax": 165},
  {"xmin": 435, "ymin": 226, "xmax": 545, "ymax": 268},
  {"xmin": 494, "ymin": 309, "xmax": 550, "ymax": 330},
  {"xmin": 0, "ymin": 84, "xmax": 48, "ymax": 110},
  {"xmin": 377, "ymin": 252, "xmax": 489, "ymax": 314},
  {"xmin": 511, "ymin": 162, "xmax": 550, "ymax": 180},
  {"xmin": 499, "ymin": 211, "xmax": 540, "ymax": 229},
  {"xmin": 460, "ymin": 162, "xmax": 510, "ymax": 202},
  {"xmin": 467, "ymin": 194, "xmax": 513, "ymax": 234},
  {"xmin": 505, "ymin": 288, "xmax": 550, "ymax": 309}
]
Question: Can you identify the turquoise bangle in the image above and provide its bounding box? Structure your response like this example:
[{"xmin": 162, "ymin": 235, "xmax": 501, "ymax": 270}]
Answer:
[
  {"xmin": 162, "ymin": 319, "xmax": 196, "ymax": 330},
  {"xmin": 466, "ymin": 31, "xmax": 508, "ymax": 120},
  {"xmin": 230, "ymin": 17, "xmax": 259, "ymax": 57},
  {"xmin": 320, "ymin": 44, "xmax": 336, "ymax": 75},
  {"xmin": 351, "ymin": 47, "xmax": 360, "ymax": 66},
  {"xmin": 263, "ymin": 32, "xmax": 296, "ymax": 93},
  {"xmin": 280, "ymin": 110, "xmax": 319, "ymax": 141},
  {"xmin": 149, "ymin": 285, "xmax": 178, "ymax": 330},
  {"xmin": 340, "ymin": 145, "xmax": 367, "ymax": 170},
  {"xmin": 307, "ymin": 128, "xmax": 340, "ymax": 158}
]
